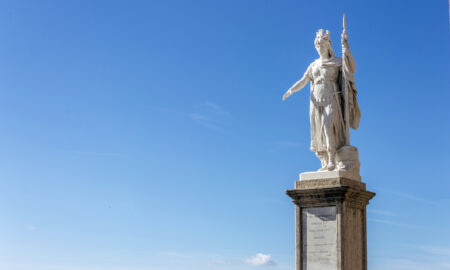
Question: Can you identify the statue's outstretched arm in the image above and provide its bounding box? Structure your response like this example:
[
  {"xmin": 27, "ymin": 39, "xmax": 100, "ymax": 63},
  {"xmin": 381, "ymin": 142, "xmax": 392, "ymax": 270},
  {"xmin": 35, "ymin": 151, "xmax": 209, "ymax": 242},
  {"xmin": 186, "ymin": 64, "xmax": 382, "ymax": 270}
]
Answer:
[{"xmin": 282, "ymin": 67, "xmax": 311, "ymax": 101}]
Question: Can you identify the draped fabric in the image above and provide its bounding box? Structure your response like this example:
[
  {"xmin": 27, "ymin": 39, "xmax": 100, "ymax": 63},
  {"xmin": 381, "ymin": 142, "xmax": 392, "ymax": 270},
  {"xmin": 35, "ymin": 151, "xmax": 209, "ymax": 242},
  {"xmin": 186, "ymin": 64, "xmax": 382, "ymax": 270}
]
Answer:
[
  {"xmin": 309, "ymin": 97, "xmax": 345, "ymax": 153},
  {"xmin": 307, "ymin": 56, "xmax": 360, "ymax": 153},
  {"xmin": 342, "ymin": 52, "xmax": 361, "ymax": 130}
]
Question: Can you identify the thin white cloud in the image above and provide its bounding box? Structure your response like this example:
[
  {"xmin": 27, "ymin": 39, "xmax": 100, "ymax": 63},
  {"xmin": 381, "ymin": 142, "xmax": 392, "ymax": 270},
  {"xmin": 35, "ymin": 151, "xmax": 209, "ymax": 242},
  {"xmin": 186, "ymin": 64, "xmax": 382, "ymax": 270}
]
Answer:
[
  {"xmin": 244, "ymin": 253, "xmax": 276, "ymax": 266},
  {"xmin": 267, "ymin": 141, "xmax": 305, "ymax": 153},
  {"xmin": 0, "ymin": 263, "xmax": 150, "ymax": 270},
  {"xmin": 414, "ymin": 245, "xmax": 450, "ymax": 256},
  {"xmin": 72, "ymin": 150, "xmax": 123, "ymax": 156},
  {"xmin": 371, "ymin": 245, "xmax": 450, "ymax": 270},
  {"xmin": 367, "ymin": 209, "xmax": 396, "ymax": 216},
  {"xmin": 189, "ymin": 112, "xmax": 210, "ymax": 123},
  {"xmin": 158, "ymin": 251, "xmax": 235, "ymax": 268},
  {"xmin": 189, "ymin": 113, "xmax": 220, "ymax": 130},
  {"xmin": 189, "ymin": 101, "xmax": 232, "ymax": 130},
  {"xmin": 272, "ymin": 141, "xmax": 304, "ymax": 148},
  {"xmin": 372, "ymin": 258, "xmax": 450, "ymax": 270},
  {"xmin": 213, "ymin": 260, "xmax": 232, "ymax": 265},
  {"xmin": 204, "ymin": 101, "xmax": 231, "ymax": 116},
  {"xmin": 27, "ymin": 225, "xmax": 37, "ymax": 231},
  {"xmin": 373, "ymin": 245, "xmax": 450, "ymax": 270},
  {"xmin": 157, "ymin": 251, "xmax": 192, "ymax": 259},
  {"xmin": 384, "ymin": 190, "xmax": 437, "ymax": 205},
  {"xmin": 368, "ymin": 218, "xmax": 421, "ymax": 229}
]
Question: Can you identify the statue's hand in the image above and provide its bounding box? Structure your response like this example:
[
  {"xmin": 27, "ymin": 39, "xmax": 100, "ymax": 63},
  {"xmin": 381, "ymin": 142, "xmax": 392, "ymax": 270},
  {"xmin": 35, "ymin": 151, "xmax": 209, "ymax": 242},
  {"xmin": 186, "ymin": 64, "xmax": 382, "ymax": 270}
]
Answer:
[
  {"xmin": 282, "ymin": 90, "xmax": 291, "ymax": 101},
  {"xmin": 341, "ymin": 29, "xmax": 348, "ymax": 41},
  {"xmin": 341, "ymin": 30, "xmax": 349, "ymax": 50}
]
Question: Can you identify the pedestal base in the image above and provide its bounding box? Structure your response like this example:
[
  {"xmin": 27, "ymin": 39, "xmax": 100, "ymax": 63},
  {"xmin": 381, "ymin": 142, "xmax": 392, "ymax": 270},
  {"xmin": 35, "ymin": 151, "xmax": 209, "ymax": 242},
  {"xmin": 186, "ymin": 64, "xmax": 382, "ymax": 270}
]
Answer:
[
  {"xmin": 286, "ymin": 177, "xmax": 375, "ymax": 270},
  {"xmin": 300, "ymin": 170, "xmax": 361, "ymax": 182}
]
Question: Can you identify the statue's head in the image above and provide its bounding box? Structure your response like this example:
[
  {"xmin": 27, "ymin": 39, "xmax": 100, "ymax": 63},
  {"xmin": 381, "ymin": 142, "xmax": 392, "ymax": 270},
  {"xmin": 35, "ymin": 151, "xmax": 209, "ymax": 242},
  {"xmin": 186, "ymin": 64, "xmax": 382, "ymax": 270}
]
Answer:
[{"xmin": 314, "ymin": 29, "xmax": 334, "ymax": 58}]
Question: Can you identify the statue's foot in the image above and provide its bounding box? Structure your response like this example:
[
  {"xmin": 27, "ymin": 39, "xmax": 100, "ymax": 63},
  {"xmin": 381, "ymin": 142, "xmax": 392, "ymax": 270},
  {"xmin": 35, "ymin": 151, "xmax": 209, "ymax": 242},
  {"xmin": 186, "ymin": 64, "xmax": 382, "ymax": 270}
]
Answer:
[
  {"xmin": 318, "ymin": 166, "xmax": 328, "ymax": 172},
  {"xmin": 327, "ymin": 162, "xmax": 336, "ymax": 171}
]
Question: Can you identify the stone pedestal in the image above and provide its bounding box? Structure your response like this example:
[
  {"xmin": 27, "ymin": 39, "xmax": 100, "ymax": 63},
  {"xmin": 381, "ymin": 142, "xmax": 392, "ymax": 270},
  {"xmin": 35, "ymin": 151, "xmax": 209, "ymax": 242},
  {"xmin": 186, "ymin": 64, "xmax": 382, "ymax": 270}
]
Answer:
[{"xmin": 286, "ymin": 172, "xmax": 375, "ymax": 270}]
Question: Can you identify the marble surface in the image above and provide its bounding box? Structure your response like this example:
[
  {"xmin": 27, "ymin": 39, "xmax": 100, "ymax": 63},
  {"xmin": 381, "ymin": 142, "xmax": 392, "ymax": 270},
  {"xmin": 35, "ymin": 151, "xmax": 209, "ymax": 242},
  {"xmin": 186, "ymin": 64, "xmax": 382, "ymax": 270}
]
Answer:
[
  {"xmin": 295, "ymin": 177, "xmax": 366, "ymax": 190},
  {"xmin": 300, "ymin": 170, "xmax": 361, "ymax": 182},
  {"xmin": 302, "ymin": 206, "xmax": 337, "ymax": 270}
]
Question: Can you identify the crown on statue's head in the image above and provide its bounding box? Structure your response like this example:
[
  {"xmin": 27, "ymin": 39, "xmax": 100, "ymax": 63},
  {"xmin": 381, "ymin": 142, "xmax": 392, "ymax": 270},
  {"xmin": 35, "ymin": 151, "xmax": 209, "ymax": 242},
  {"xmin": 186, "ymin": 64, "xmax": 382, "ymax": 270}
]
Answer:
[{"xmin": 315, "ymin": 29, "xmax": 331, "ymax": 46}]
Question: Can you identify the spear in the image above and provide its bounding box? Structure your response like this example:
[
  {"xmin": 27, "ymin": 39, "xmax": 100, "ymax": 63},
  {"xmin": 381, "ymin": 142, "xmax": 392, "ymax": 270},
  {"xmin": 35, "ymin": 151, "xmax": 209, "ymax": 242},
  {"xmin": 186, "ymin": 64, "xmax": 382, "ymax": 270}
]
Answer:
[{"xmin": 342, "ymin": 14, "xmax": 350, "ymax": 145}]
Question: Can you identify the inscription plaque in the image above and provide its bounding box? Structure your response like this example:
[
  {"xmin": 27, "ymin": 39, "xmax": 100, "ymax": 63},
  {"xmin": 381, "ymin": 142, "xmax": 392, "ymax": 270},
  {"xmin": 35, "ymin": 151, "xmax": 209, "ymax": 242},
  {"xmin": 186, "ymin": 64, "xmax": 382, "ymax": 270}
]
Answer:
[{"xmin": 302, "ymin": 206, "xmax": 337, "ymax": 270}]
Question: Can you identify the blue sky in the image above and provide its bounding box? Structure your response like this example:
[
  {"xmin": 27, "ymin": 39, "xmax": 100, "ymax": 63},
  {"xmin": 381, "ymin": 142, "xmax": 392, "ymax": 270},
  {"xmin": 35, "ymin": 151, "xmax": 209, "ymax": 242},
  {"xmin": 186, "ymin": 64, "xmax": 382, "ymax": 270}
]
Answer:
[{"xmin": 0, "ymin": 0, "xmax": 449, "ymax": 270}]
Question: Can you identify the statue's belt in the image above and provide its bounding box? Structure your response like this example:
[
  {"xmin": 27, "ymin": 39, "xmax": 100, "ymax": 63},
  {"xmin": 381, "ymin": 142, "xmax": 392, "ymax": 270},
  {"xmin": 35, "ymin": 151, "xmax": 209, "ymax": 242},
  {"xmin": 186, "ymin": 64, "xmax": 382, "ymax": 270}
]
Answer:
[{"xmin": 310, "ymin": 91, "xmax": 341, "ymax": 106}]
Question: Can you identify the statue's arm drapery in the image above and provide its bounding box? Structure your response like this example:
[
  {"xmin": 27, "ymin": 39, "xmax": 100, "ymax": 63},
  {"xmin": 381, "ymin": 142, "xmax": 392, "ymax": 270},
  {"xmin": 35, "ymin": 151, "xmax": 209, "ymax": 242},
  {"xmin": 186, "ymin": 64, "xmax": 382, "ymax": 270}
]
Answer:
[
  {"xmin": 341, "ymin": 45, "xmax": 361, "ymax": 130},
  {"xmin": 343, "ymin": 47, "xmax": 356, "ymax": 74}
]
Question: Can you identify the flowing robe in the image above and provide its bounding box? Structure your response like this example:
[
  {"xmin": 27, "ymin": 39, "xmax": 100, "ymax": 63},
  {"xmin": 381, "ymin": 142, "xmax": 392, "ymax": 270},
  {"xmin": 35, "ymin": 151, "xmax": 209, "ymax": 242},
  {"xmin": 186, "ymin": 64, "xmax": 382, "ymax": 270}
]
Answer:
[{"xmin": 304, "ymin": 57, "xmax": 360, "ymax": 154}]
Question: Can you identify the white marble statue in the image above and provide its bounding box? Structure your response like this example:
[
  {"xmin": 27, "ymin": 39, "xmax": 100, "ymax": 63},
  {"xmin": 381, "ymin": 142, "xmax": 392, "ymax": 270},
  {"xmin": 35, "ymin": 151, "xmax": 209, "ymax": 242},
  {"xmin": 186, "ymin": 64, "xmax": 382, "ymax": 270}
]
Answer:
[{"xmin": 283, "ymin": 16, "xmax": 361, "ymax": 173}]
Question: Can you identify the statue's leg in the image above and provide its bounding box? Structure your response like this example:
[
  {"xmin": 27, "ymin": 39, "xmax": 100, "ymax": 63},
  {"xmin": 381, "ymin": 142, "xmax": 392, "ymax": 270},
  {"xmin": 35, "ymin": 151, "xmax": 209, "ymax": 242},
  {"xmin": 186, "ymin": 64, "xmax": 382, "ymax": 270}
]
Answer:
[
  {"xmin": 310, "ymin": 102, "xmax": 327, "ymax": 171},
  {"xmin": 323, "ymin": 102, "xmax": 337, "ymax": 170},
  {"xmin": 326, "ymin": 149, "xmax": 336, "ymax": 170},
  {"xmin": 316, "ymin": 151, "xmax": 328, "ymax": 171}
]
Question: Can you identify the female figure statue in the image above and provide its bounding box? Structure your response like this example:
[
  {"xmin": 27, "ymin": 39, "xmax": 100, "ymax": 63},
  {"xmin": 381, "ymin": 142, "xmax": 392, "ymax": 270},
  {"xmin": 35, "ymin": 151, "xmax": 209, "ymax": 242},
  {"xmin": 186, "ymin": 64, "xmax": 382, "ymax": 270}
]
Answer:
[{"xmin": 283, "ymin": 29, "xmax": 360, "ymax": 171}]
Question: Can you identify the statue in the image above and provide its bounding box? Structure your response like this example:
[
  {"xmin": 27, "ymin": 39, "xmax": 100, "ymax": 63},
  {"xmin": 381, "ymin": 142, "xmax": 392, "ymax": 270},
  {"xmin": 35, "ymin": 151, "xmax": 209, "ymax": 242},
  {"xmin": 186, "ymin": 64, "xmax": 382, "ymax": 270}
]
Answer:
[{"xmin": 283, "ymin": 15, "xmax": 361, "ymax": 174}]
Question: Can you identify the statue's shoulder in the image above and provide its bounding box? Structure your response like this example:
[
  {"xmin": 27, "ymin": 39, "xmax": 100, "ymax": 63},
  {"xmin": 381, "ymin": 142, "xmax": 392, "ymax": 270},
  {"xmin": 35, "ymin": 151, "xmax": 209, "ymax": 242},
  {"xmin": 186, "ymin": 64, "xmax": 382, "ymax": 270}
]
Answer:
[
  {"xmin": 311, "ymin": 58, "xmax": 321, "ymax": 65},
  {"xmin": 313, "ymin": 57, "xmax": 342, "ymax": 67},
  {"xmin": 330, "ymin": 57, "xmax": 342, "ymax": 66},
  {"xmin": 311, "ymin": 57, "xmax": 342, "ymax": 64},
  {"xmin": 308, "ymin": 59, "xmax": 320, "ymax": 70}
]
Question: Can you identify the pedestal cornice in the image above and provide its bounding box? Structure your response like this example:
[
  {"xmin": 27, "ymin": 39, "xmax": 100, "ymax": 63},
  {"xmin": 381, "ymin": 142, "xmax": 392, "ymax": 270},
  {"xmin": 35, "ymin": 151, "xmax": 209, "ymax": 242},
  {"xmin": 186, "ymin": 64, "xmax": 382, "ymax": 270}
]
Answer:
[{"xmin": 286, "ymin": 178, "xmax": 375, "ymax": 209}]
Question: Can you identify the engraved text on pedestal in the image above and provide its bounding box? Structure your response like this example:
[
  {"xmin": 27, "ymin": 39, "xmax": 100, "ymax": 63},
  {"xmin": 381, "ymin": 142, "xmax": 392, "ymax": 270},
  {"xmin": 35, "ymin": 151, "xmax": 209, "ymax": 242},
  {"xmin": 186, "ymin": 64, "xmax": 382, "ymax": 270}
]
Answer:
[{"xmin": 302, "ymin": 206, "xmax": 337, "ymax": 270}]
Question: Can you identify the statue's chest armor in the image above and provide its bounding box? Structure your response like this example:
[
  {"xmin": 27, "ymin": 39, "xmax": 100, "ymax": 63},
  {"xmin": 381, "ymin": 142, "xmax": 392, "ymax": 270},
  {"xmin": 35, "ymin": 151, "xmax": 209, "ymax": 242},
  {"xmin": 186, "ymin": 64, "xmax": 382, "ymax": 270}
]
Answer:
[{"xmin": 311, "ymin": 64, "xmax": 339, "ymax": 101}]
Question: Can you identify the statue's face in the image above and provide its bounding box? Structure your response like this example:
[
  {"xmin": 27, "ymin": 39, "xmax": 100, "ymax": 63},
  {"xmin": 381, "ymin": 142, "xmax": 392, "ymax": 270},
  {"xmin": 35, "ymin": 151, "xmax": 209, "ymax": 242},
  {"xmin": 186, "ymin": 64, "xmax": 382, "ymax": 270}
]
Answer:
[{"xmin": 315, "ymin": 42, "xmax": 329, "ymax": 57}]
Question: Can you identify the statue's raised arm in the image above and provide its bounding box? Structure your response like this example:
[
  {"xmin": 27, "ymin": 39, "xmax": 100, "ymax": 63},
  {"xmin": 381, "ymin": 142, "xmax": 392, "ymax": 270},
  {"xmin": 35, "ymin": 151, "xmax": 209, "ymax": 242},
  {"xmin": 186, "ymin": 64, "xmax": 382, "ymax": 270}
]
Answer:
[
  {"xmin": 341, "ymin": 16, "xmax": 361, "ymax": 134},
  {"xmin": 341, "ymin": 29, "xmax": 356, "ymax": 73}
]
